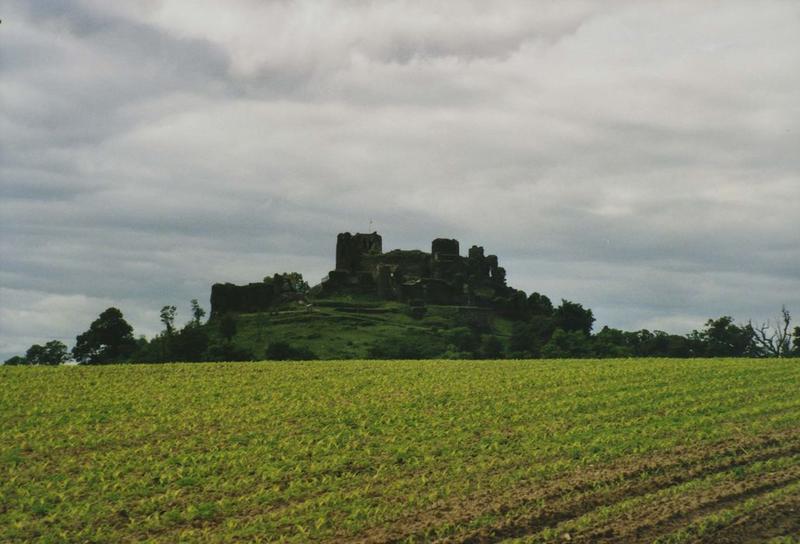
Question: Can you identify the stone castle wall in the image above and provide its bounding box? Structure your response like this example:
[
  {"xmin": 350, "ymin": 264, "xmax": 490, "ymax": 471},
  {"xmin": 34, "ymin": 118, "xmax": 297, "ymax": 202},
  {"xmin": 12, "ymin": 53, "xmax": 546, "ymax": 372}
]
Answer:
[
  {"xmin": 209, "ymin": 232, "xmax": 519, "ymax": 316},
  {"xmin": 322, "ymin": 232, "xmax": 511, "ymax": 306}
]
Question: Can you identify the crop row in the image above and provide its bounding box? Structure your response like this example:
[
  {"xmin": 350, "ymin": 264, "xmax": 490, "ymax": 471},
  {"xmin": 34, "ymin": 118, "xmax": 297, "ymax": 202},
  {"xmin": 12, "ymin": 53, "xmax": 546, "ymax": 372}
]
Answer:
[{"xmin": 2, "ymin": 358, "xmax": 799, "ymax": 542}]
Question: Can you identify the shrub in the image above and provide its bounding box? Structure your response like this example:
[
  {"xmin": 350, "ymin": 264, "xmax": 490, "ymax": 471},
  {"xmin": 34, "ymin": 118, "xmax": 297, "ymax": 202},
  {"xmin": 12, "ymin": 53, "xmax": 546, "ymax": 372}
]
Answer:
[{"xmin": 265, "ymin": 341, "xmax": 317, "ymax": 361}]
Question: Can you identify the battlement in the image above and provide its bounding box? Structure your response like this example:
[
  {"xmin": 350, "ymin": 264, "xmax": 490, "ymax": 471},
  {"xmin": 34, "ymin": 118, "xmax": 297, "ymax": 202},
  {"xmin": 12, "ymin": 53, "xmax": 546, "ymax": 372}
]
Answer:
[
  {"xmin": 335, "ymin": 232, "xmax": 382, "ymax": 272},
  {"xmin": 209, "ymin": 232, "xmax": 521, "ymax": 316},
  {"xmin": 323, "ymin": 232, "xmax": 511, "ymax": 306}
]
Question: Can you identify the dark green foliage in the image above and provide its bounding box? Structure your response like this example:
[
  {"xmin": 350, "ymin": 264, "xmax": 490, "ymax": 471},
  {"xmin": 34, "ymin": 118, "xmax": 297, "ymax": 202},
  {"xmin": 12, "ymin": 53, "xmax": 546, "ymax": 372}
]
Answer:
[
  {"xmin": 508, "ymin": 322, "xmax": 541, "ymax": 357},
  {"xmin": 264, "ymin": 341, "xmax": 316, "ymax": 361},
  {"xmin": 591, "ymin": 327, "xmax": 634, "ymax": 358},
  {"xmin": 444, "ymin": 327, "xmax": 480, "ymax": 355},
  {"xmin": 204, "ymin": 342, "xmax": 255, "ymax": 362},
  {"xmin": 690, "ymin": 316, "xmax": 755, "ymax": 357},
  {"xmin": 528, "ymin": 314, "xmax": 556, "ymax": 344},
  {"xmin": 588, "ymin": 327, "xmax": 693, "ymax": 358},
  {"xmin": 171, "ymin": 327, "xmax": 210, "ymax": 362},
  {"xmin": 479, "ymin": 335, "xmax": 504, "ymax": 359},
  {"xmin": 27, "ymin": 340, "xmax": 69, "ymax": 365},
  {"xmin": 527, "ymin": 292, "xmax": 554, "ymax": 316},
  {"xmin": 794, "ymin": 327, "xmax": 800, "ymax": 356},
  {"xmin": 454, "ymin": 310, "xmax": 491, "ymax": 334},
  {"xmin": 553, "ymin": 300, "xmax": 595, "ymax": 336},
  {"xmin": 496, "ymin": 290, "xmax": 529, "ymax": 320},
  {"xmin": 25, "ymin": 344, "xmax": 47, "ymax": 365},
  {"xmin": 4, "ymin": 355, "xmax": 27, "ymax": 366},
  {"xmin": 271, "ymin": 272, "xmax": 309, "ymax": 294},
  {"xmin": 219, "ymin": 314, "xmax": 237, "ymax": 342},
  {"xmin": 72, "ymin": 308, "xmax": 136, "ymax": 364},
  {"xmin": 128, "ymin": 336, "xmax": 164, "ymax": 364},
  {"xmin": 160, "ymin": 305, "xmax": 177, "ymax": 335},
  {"xmin": 626, "ymin": 329, "xmax": 695, "ymax": 358},
  {"xmin": 542, "ymin": 329, "xmax": 593, "ymax": 358},
  {"xmin": 368, "ymin": 333, "xmax": 445, "ymax": 359},
  {"xmin": 190, "ymin": 299, "xmax": 206, "ymax": 326}
]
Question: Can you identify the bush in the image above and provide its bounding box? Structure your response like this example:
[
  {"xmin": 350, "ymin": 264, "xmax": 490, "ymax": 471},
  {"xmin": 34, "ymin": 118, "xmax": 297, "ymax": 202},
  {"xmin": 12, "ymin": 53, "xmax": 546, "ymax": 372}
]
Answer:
[
  {"xmin": 367, "ymin": 333, "xmax": 445, "ymax": 359},
  {"xmin": 542, "ymin": 329, "xmax": 593, "ymax": 358},
  {"xmin": 204, "ymin": 342, "xmax": 255, "ymax": 362},
  {"xmin": 265, "ymin": 341, "xmax": 316, "ymax": 361},
  {"xmin": 4, "ymin": 355, "xmax": 27, "ymax": 366},
  {"xmin": 479, "ymin": 335, "xmax": 504, "ymax": 359},
  {"xmin": 444, "ymin": 327, "xmax": 480, "ymax": 355},
  {"xmin": 509, "ymin": 322, "xmax": 541, "ymax": 357}
]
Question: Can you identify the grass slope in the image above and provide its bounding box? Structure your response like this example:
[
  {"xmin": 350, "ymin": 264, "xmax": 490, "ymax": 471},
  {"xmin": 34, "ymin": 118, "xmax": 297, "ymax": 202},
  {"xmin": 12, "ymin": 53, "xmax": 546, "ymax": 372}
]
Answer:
[
  {"xmin": 2, "ymin": 358, "xmax": 799, "ymax": 542},
  {"xmin": 218, "ymin": 295, "xmax": 516, "ymax": 359}
]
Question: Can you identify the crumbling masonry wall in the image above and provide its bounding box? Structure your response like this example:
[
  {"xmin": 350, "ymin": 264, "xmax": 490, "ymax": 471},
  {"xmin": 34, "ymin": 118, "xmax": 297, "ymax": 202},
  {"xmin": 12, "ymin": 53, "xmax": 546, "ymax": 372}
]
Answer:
[{"xmin": 322, "ymin": 232, "xmax": 514, "ymax": 306}]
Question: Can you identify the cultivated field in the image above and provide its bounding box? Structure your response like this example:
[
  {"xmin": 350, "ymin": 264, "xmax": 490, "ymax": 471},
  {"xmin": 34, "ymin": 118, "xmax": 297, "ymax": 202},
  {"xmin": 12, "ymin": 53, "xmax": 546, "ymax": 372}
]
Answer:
[{"xmin": 2, "ymin": 359, "xmax": 799, "ymax": 543}]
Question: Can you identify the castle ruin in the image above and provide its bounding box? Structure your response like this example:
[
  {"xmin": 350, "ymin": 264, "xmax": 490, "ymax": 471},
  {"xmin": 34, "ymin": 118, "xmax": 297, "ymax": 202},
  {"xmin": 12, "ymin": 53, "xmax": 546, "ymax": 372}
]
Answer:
[
  {"xmin": 209, "ymin": 232, "xmax": 522, "ymax": 316},
  {"xmin": 322, "ymin": 232, "xmax": 512, "ymax": 306}
]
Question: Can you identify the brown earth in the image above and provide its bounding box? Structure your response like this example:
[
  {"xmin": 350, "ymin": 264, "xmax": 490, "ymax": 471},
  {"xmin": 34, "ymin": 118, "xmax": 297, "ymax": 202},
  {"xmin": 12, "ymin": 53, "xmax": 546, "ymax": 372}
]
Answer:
[
  {"xmin": 567, "ymin": 461, "xmax": 800, "ymax": 543},
  {"xmin": 347, "ymin": 428, "xmax": 800, "ymax": 543},
  {"xmin": 707, "ymin": 493, "xmax": 800, "ymax": 543}
]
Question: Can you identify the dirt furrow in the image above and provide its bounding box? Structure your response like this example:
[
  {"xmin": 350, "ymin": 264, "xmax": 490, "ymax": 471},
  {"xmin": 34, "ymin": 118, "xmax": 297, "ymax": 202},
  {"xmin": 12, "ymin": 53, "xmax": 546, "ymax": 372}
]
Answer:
[
  {"xmin": 704, "ymin": 492, "xmax": 800, "ymax": 543},
  {"xmin": 347, "ymin": 428, "xmax": 800, "ymax": 543},
  {"xmin": 568, "ymin": 464, "xmax": 800, "ymax": 543},
  {"xmin": 441, "ymin": 431, "xmax": 800, "ymax": 544}
]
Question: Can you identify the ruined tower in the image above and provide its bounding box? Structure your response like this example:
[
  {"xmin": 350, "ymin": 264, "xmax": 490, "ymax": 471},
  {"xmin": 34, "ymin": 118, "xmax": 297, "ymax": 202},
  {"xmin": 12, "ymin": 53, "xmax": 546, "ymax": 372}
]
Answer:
[{"xmin": 335, "ymin": 232, "xmax": 382, "ymax": 272}]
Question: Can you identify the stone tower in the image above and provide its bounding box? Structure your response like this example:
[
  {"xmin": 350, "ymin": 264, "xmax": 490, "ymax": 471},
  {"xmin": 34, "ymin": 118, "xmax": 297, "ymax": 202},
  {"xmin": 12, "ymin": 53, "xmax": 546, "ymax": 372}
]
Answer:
[{"xmin": 335, "ymin": 232, "xmax": 383, "ymax": 272}]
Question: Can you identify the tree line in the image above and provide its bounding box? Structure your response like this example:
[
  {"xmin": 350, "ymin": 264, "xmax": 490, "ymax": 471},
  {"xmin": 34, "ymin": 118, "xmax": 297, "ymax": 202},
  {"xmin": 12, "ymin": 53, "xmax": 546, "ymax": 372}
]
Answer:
[
  {"xmin": 368, "ymin": 297, "xmax": 800, "ymax": 360},
  {"xmin": 4, "ymin": 296, "xmax": 799, "ymax": 365}
]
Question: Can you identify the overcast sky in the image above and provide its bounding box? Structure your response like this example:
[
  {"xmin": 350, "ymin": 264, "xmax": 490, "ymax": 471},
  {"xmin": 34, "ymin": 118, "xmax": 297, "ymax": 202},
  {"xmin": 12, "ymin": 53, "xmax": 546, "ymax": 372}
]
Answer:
[{"xmin": 1, "ymin": 0, "xmax": 799, "ymax": 360}]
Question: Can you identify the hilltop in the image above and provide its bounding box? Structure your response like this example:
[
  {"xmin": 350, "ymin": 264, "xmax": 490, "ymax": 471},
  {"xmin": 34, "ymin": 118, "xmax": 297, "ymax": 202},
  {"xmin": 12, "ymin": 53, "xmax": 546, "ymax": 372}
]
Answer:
[
  {"xmin": 8, "ymin": 232, "xmax": 797, "ymax": 365},
  {"xmin": 205, "ymin": 232, "xmax": 543, "ymax": 359}
]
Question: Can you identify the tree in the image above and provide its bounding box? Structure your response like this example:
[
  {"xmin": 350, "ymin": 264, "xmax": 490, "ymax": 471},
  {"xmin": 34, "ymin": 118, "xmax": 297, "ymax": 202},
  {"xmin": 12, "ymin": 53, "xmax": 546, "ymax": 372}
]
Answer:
[
  {"xmin": 160, "ymin": 305, "xmax": 177, "ymax": 335},
  {"xmin": 553, "ymin": 300, "xmax": 595, "ymax": 336},
  {"xmin": 479, "ymin": 335, "xmax": 504, "ymax": 359},
  {"xmin": 284, "ymin": 272, "xmax": 310, "ymax": 294},
  {"xmin": 794, "ymin": 327, "xmax": 800, "ymax": 356},
  {"xmin": 752, "ymin": 306, "xmax": 793, "ymax": 358},
  {"xmin": 541, "ymin": 329, "xmax": 593, "ymax": 358},
  {"xmin": 4, "ymin": 355, "xmax": 27, "ymax": 366},
  {"xmin": 265, "ymin": 341, "xmax": 316, "ymax": 361},
  {"xmin": 628, "ymin": 329, "xmax": 697, "ymax": 358},
  {"xmin": 190, "ymin": 299, "xmax": 206, "ymax": 327},
  {"xmin": 204, "ymin": 342, "xmax": 254, "ymax": 362},
  {"xmin": 444, "ymin": 326, "xmax": 480, "ymax": 356},
  {"xmin": 528, "ymin": 314, "xmax": 557, "ymax": 345},
  {"xmin": 527, "ymin": 292, "xmax": 554, "ymax": 317},
  {"xmin": 42, "ymin": 340, "xmax": 69, "ymax": 365},
  {"xmin": 171, "ymin": 326, "xmax": 209, "ymax": 362},
  {"xmin": 25, "ymin": 341, "xmax": 69, "ymax": 365},
  {"xmin": 692, "ymin": 316, "xmax": 755, "ymax": 357},
  {"xmin": 72, "ymin": 307, "xmax": 136, "ymax": 364},
  {"xmin": 25, "ymin": 344, "xmax": 47, "ymax": 365},
  {"xmin": 368, "ymin": 333, "xmax": 442, "ymax": 359},
  {"xmin": 592, "ymin": 327, "xmax": 634, "ymax": 358},
  {"xmin": 497, "ymin": 290, "xmax": 529, "ymax": 320},
  {"xmin": 509, "ymin": 322, "xmax": 541, "ymax": 357}
]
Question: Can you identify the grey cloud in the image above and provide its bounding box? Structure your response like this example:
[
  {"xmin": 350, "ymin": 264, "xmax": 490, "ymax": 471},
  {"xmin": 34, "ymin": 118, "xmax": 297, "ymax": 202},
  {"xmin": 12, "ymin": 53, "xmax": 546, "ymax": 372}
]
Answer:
[{"xmin": 1, "ymin": 0, "xmax": 799, "ymax": 360}]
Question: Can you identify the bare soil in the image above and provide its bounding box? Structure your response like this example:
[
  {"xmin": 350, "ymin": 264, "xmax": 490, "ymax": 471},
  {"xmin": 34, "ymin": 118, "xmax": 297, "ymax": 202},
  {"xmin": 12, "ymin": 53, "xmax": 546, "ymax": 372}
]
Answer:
[{"xmin": 348, "ymin": 428, "xmax": 800, "ymax": 543}]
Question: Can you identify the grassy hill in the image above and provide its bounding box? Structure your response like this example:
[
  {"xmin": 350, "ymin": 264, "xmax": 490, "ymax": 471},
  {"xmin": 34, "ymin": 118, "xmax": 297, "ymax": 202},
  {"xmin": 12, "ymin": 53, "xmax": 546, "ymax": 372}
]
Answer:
[
  {"xmin": 3, "ymin": 358, "xmax": 800, "ymax": 542},
  {"xmin": 210, "ymin": 294, "xmax": 518, "ymax": 360}
]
